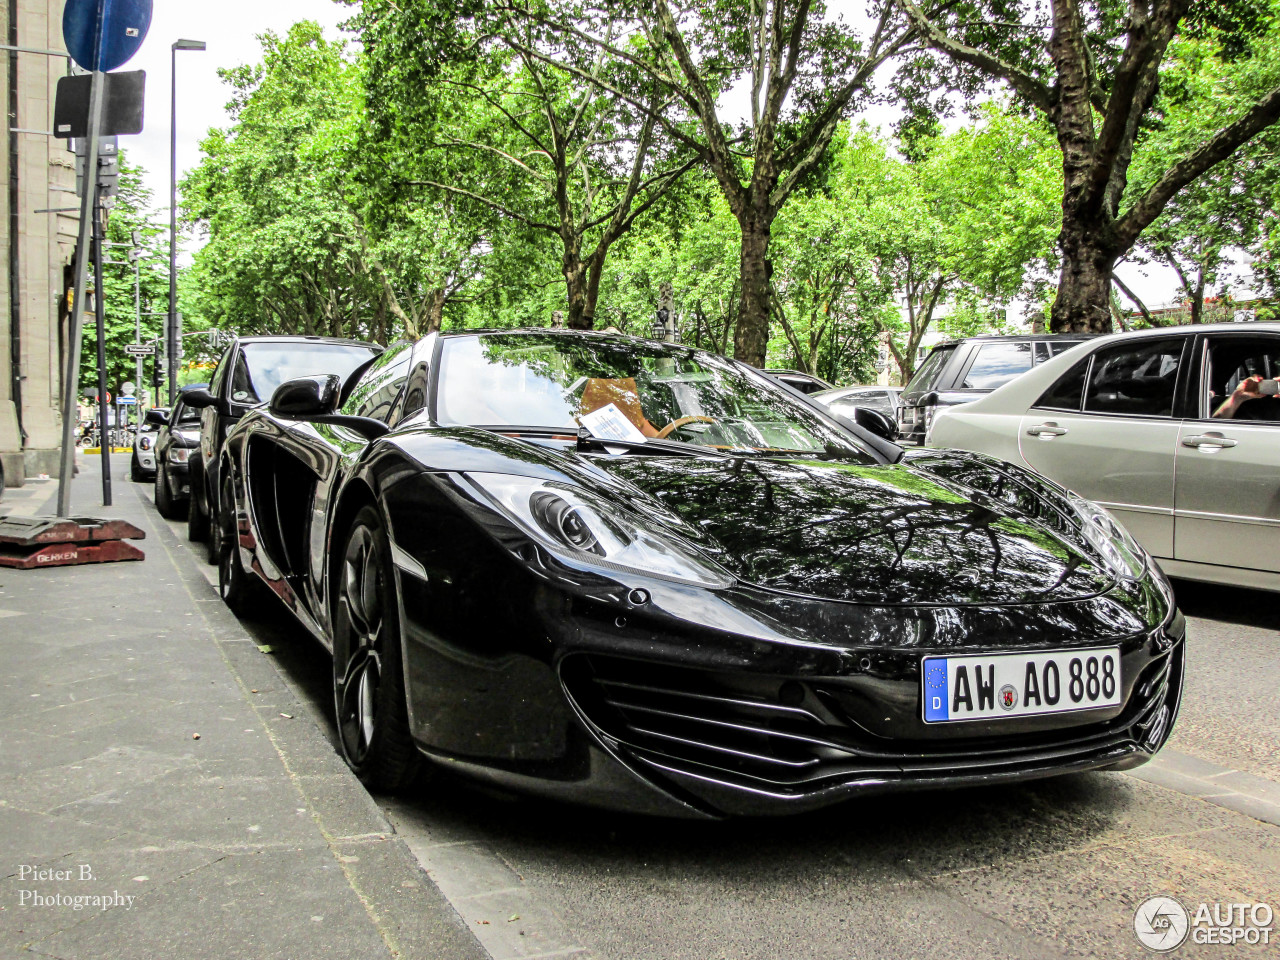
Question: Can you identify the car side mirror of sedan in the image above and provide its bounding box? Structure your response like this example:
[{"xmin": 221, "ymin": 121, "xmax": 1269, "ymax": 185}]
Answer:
[
  {"xmin": 181, "ymin": 387, "xmax": 228, "ymax": 416},
  {"xmin": 145, "ymin": 408, "xmax": 168, "ymax": 427},
  {"xmin": 269, "ymin": 375, "xmax": 390, "ymax": 441},
  {"xmin": 850, "ymin": 406, "xmax": 899, "ymax": 443}
]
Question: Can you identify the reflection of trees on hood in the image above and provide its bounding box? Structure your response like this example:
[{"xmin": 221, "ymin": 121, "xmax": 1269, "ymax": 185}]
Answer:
[{"xmin": 600, "ymin": 455, "xmax": 1108, "ymax": 604}]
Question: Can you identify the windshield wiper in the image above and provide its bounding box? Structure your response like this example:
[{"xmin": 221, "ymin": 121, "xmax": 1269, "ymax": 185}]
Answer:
[{"xmin": 574, "ymin": 428, "xmax": 732, "ymax": 459}]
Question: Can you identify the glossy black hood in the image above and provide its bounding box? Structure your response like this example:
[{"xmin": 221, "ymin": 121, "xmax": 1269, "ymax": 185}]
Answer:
[{"xmin": 590, "ymin": 453, "xmax": 1117, "ymax": 606}]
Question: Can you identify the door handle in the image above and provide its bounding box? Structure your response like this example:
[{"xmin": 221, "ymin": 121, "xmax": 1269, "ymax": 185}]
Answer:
[
  {"xmin": 1026, "ymin": 423, "xmax": 1068, "ymax": 438},
  {"xmin": 1182, "ymin": 434, "xmax": 1237, "ymax": 449}
]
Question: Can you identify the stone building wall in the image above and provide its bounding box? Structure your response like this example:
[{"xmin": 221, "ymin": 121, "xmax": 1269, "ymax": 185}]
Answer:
[{"xmin": 0, "ymin": 0, "xmax": 77, "ymax": 484}]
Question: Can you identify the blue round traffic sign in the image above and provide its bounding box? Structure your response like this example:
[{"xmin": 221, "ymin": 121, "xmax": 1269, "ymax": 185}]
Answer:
[{"xmin": 63, "ymin": 0, "xmax": 153, "ymax": 72}]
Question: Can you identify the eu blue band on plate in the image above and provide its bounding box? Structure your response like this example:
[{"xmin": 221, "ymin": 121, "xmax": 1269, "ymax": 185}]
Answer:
[{"xmin": 924, "ymin": 659, "xmax": 949, "ymax": 722}]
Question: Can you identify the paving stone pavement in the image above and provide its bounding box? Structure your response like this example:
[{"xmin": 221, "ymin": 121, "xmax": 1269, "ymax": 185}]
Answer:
[{"xmin": 0, "ymin": 458, "xmax": 488, "ymax": 960}]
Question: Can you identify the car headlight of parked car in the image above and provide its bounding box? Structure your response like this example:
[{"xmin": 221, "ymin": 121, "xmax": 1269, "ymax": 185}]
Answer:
[
  {"xmin": 139, "ymin": 436, "xmax": 152, "ymax": 451},
  {"xmin": 1070, "ymin": 493, "xmax": 1147, "ymax": 581},
  {"xmin": 168, "ymin": 446, "xmax": 191, "ymax": 464},
  {"xmin": 465, "ymin": 473, "xmax": 734, "ymax": 588}
]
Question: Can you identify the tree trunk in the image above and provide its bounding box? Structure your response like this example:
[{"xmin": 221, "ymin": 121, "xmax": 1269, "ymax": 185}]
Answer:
[
  {"xmin": 563, "ymin": 261, "xmax": 593, "ymax": 330},
  {"xmin": 1051, "ymin": 219, "xmax": 1117, "ymax": 333},
  {"xmin": 425, "ymin": 287, "xmax": 446, "ymax": 333},
  {"xmin": 734, "ymin": 215, "xmax": 771, "ymax": 368}
]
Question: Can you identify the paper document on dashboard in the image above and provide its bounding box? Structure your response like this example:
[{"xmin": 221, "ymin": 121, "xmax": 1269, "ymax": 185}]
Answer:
[{"xmin": 578, "ymin": 403, "xmax": 647, "ymax": 443}]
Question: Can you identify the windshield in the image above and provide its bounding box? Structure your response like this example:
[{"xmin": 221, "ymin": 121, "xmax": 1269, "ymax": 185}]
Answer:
[
  {"xmin": 237, "ymin": 341, "xmax": 379, "ymax": 405},
  {"xmin": 904, "ymin": 345, "xmax": 955, "ymax": 394},
  {"xmin": 435, "ymin": 334, "xmax": 875, "ymax": 460}
]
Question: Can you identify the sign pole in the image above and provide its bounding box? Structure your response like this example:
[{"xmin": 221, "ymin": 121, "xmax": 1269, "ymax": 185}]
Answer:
[
  {"xmin": 55, "ymin": 67, "xmax": 107, "ymax": 517},
  {"xmin": 134, "ymin": 254, "xmax": 142, "ymax": 408},
  {"xmin": 92, "ymin": 194, "xmax": 112, "ymax": 506}
]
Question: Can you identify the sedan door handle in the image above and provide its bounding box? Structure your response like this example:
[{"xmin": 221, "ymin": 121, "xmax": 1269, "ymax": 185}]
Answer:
[
  {"xmin": 1182, "ymin": 434, "xmax": 1238, "ymax": 449},
  {"xmin": 1026, "ymin": 423, "xmax": 1068, "ymax": 438}
]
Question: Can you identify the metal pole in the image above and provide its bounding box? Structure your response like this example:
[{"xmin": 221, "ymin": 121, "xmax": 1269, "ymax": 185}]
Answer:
[
  {"xmin": 167, "ymin": 45, "xmax": 177, "ymax": 406},
  {"xmin": 134, "ymin": 259, "xmax": 142, "ymax": 407},
  {"xmin": 55, "ymin": 68, "xmax": 106, "ymax": 517},
  {"xmin": 92, "ymin": 196, "xmax": 111, "ymax": 506}
]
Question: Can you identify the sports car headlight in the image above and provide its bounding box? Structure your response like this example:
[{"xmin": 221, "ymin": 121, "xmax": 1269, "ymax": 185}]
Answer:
[
  {"xmin": 1070, "ymin": 494, "xmax": 1147, "ymax": 581},
  {"xmin": 465, "ymin": 473, "xmax": 733, "ymax": 588}
]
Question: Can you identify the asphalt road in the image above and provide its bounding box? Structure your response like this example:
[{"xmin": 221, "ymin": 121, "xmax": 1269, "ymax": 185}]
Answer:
[{"xmin": 142, "ymin": 464, "xmax": 1280, "ymax": 960}]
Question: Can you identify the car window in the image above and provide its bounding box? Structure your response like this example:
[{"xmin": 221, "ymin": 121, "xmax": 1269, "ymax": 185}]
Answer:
[
  {"xmin": 962, "ymin": 342, "xmax": 1033, "ymax": 389},
  {"xmin": 342, "ymin": 343, "xmax": 413, "ymax": 422},
  {"xmin": 905, "ymin": 346, "xmax": 955, "ymax": 394},
  {"xmin": 1204, "ymin": 336, "xmax": 1280, "ymax": 421},
  {"xmin": 435, "ymin": 334, "xmax": 878, "ymax": 460},
  {"xmin": 1083, "ymin": 338, "xmax": 1183, "ymax": 417},
  {"xmin": 1034, "ymin": 356, "xmax": 1090, "ymax": 412},
  {"xmin": 230, "ymin": 351, "xmax": 255, "ymax": 404},
  {"xmin": 1034, "ymin": 339, "xmax": 1088, "ymax": 366},
  {"xmin": 209, "ymin": 347, "xmax": 231, "ymax": 394},
  {"xmin": 231, "ymin": 341, "xmax": 380, "ymax": 405},
  {"xmin": 173, "ymin": 401, "xmax": 201, "ymax": 426}
]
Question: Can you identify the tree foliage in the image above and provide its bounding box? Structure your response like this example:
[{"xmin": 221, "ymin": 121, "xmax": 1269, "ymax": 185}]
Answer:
[
  {"xmin": 80, "ymin": 155, "xmax": 171, "ymax": 408},
  {"xmin": 898, "ymin": 0, "xmax": 1280, "ymax": 333}
]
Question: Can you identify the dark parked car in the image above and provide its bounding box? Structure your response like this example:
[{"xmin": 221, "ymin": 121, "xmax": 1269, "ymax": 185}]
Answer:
[
  {"xmin": 766, "ymin": 368, "xmax": 834, "ymax": 394},
  {"xmin": 897, "ymin": 334, "xmax": 1091, "ymax": 445},
  {"xmin": 150, "ymin": 397, "xmax": 202, "ymax": 519},
  {"xmin": 183, "ymin": 335, "xmax": 381, "ymax": 561},
  {"xmin": 212, "ymin": 329, "xmax": 1182, "ymax": 818}
]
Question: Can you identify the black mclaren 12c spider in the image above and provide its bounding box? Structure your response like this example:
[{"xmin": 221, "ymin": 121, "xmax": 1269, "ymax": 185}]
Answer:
[{"xmin": 217, "ymin": 329, "xmax": 1184, "ymax": 818}]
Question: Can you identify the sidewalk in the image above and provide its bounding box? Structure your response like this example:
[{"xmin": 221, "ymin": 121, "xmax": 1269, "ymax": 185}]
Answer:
[{"xmin": 0, "ymin": 456, "xmax": 488, "ymax": 960}]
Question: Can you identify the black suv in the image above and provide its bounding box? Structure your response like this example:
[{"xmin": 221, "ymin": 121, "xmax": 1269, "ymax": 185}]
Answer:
[
  {"xmin": 183, "ymin": 335, "xmax": 382, "ymax": 563},
  {"xmin": 897, "ymin": 334, "xmax": 1092, "ymax": 444}
]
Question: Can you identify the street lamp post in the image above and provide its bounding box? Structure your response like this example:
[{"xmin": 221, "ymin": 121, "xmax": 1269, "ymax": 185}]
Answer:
[{"xmin": 169, "ymin": 38, "xmax": 206, "ymax": 406}]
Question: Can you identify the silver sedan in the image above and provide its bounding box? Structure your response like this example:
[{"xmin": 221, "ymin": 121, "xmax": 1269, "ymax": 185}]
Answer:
[{"xmin": 929, "ymin": 322, "xmax": 1280, "ymax": 593}]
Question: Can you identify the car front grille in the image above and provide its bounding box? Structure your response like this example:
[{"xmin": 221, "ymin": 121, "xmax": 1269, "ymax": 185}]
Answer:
[{"xmin": 559, "ymin": 645, "xmax": 1180, "ymax": 798}]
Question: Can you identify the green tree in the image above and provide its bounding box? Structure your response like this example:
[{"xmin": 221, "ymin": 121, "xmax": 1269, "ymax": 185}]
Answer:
[
  {"xmin": 1123, "ymin": 25, "xmax": 1280, "ymax": 324},
  {"xmin": 508, "ymin": 0, "xmax": 922, "ymax": 366},
  {"xmin": 828, "ymin": 113, "xmax": 1061, "ymax": 384},
  {"xmin": 354, "ymin": 1, "xmax": 697, "ymax": 330},
  {"xmin": 79, "ymin": 154, "xmax": 171, "ymax": 412},
  {"xmin": 898, "ymin": 0, "xmax": 1280, "ymax": 333},
  {"xmin": 185, "ymin": 22, "xmax": 476, "ymax": 343}
]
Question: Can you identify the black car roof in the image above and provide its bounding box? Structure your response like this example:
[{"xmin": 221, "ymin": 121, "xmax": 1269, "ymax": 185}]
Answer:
[{"xmin": 237, "ymin": 335, "xmax": 381, "ymax": 348}]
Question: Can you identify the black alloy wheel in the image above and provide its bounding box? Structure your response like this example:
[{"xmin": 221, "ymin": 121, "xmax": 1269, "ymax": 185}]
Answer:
[
  {"xmin": 188, "ymin": 466, "xmax": 210, "ymax": 546},
  {"xmin": 205, "ymin": 482, "xmax": 223, "ymax": 567},
  {"xmin": 333, "ymin": 505, "xmax": 420, "ymax": 791},
  {"xmin": 154, "ymin": 463, "xmax": 182, "ymax": 519},
  {"xmin": 216, "ymin": 474, "xmax": 260, "ymax": 615}
]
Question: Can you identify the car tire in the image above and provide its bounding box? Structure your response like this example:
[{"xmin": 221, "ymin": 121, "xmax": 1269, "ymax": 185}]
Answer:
[
  {"xmin": 216, "ymin": 474, "xmax": 262, "ymax": 616},
  {"xmin": 155, "ymin": 464, "xmax": 183, "ymax": 519},
  {"xmin": 188, "ymin": 475, "xmax": 211, "ymax": 547},
  {"xmin": 130, "ymin": 453, "xmax": 146, "ymax": 482},
  {"xmin": 205, "ymin": 481, "xmax": 224, "ymax": 566},
  {"xmin": 332, "ymin": 504, "xmax": 421, "ymax": 791}
]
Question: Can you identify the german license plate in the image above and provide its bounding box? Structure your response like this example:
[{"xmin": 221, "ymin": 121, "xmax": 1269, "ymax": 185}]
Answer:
[{"xmin": 922, "ymin": 648, "xmax": 1121, "ymax": 723}]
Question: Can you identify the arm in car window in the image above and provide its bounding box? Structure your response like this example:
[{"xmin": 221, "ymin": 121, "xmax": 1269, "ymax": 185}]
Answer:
[{"xmin": 1214, "ymin": 375, "xmax": 1267, "ymax": 418}]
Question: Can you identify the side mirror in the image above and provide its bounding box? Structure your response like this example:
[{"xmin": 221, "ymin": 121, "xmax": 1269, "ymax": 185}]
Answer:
[
  {"xmin": 269, "ymin": 375, "xmax": 390, "ymax": 441},
  {"xmin": 270, "ymin": 375, "xmax": 341, "ymax": 419},
  {"xmin": 145, "ymin": 408, "xmax": 168, "ymax": 426},
  {"xmin": 182, "ymin": 388, "xmax": 220, "ymax": 411},
  {"xmin": 850, "ymin": 406, "xmax": 899, "ymax": 443}
]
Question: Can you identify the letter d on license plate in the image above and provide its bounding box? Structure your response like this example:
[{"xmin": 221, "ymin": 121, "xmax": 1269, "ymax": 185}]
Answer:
[{"xmin": 922, "ymin": 648, "xmax": 1121, "ymax": 723}]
